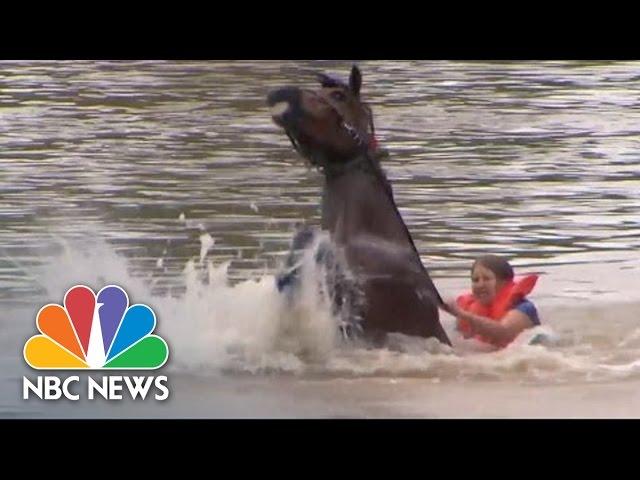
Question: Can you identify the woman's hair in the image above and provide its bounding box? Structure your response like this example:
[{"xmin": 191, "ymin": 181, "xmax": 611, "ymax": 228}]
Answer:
[{"xmin": 472, "ymin": 255, "xmax": 514, "ymax": 282}]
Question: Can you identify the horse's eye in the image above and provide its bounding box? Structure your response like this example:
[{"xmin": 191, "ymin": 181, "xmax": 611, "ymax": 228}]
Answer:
[{"xmin": 331, "ymin": 91, "xmax": 346, "ymax": 102}]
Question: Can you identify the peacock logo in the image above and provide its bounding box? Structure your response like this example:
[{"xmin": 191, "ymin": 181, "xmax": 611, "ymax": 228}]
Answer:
[{"xmin": 24, "ymin": 285, "xmax": 169, "ymax": 370}]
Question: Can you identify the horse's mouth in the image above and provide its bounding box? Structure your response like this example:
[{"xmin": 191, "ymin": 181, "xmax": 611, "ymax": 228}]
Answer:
[
  {"xmin": 269, "ymin": 99, "xmax": 289, "ymax": 115},
  {"xmin": 269, "ymin": 101, "xmax": 291, "ymax": 127},
  {"xmin": 268, "ymin": 100, "xmax": 308, "ymax": 154},
  {"xmin": 267, "ymin": 87, "xmax": 302, "ymax": 128}
]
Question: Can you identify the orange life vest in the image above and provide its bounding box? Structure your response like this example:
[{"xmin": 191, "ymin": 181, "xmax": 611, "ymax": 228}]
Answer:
[{"xmin": 456, "ymin": 274, "xmax": 538, "ymax": 347}]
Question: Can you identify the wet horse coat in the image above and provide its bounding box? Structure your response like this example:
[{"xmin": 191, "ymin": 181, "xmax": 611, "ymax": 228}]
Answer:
[{"xmin": 268, "ymin": 66, "xmax": 450, "ymax": 345}]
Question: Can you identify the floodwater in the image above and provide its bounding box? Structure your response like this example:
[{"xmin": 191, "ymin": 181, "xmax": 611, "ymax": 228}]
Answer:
[{"xmin": 1, "ymin": 60, "xmax": 639, "ymax": 418}]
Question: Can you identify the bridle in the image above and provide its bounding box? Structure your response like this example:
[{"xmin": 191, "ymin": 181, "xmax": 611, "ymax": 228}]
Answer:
[
  {"xmin": 285, "ymin": 85, "xmax": 378, "ymax": 174},
  {"xmin": 339, "ymin": 104, "xmax": 376, "ymax": 150}
]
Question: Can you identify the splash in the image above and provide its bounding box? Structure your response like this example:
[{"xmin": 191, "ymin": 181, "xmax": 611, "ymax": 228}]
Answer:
[
  {"xmin": 6, "ymin": 227, "xmax": 640, "ymax": 384},
  {"xmin": 15, "ymin": 231, "xmax": 345, "ymax": 375}
]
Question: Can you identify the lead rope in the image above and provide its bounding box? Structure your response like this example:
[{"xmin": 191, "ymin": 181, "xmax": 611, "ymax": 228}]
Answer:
[{"xmin": 286, "ymin": 130, "xmax": 301, "ymax": 155}]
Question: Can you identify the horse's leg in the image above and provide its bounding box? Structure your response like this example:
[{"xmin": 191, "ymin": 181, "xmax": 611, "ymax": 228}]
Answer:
[
  {"xmin": 277, "ymin": 228, "xmax": 362, "ymax": 338},
  {"xmin": 276, "ymin": 226, "xmax": 318, "ymax": 292}
]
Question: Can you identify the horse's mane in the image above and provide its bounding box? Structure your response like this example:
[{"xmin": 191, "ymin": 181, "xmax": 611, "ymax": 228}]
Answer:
[{"xmin": 364, "ymin": 147, "xmax": 444, "ymax": 305}]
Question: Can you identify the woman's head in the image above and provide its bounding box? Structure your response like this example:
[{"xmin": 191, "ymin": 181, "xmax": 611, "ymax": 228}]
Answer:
[{"xmin": 471, "ymin": 255, "xmax": 514, "ymax": 305}]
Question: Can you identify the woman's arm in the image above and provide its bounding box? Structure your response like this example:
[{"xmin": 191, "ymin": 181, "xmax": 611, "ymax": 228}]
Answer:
[{"xmin": 443, "ymin": 301, "xmax": 534, "ymax": 345}]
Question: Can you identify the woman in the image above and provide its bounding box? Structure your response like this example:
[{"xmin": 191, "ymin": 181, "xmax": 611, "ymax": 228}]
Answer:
[{"xmin": 440, "ymin": 255, "xmax": 540, "ymax": 348}]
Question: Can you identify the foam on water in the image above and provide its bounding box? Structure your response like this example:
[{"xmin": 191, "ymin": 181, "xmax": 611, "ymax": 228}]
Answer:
[{"xmin": 5, "ymin": 227, "xmax": 640, "ymax": 385}]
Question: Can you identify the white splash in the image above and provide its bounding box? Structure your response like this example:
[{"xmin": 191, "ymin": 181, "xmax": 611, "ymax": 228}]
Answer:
[{"xmin": 198, "ymin": 233, "xmax": 215, "ymax": 265}]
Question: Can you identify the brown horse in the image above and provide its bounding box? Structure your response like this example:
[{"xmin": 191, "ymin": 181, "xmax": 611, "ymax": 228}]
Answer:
[{"xmin": 268, "ymin": 65, "xmax": 450, "ymax": 346}]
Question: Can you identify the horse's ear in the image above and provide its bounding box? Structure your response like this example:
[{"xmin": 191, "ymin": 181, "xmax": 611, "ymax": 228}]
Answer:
[{"xmin": 349, "ymin": 65, "xmax": 362, "ymax": 97}]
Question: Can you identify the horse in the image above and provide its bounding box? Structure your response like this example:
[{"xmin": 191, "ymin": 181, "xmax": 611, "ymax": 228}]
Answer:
[{"xmin": 267, "ymin": 65, "xmax": 451, "ymax": 346}]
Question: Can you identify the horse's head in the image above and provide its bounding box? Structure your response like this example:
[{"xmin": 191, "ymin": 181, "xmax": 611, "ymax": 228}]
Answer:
[{"xmin": 267, "ymin": 65, "xmax": 376, "ymax": 169}]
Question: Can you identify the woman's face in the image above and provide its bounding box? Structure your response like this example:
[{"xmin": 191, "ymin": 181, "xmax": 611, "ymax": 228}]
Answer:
[{"xmin": 471, "ymin": 263, "xmax": 505, "ymax": 305}]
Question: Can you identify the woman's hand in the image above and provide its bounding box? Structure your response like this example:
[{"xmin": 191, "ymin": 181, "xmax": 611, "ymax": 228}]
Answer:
[{"xmin": 439, "ymin": 299, "xmax": 462, "ymax": 317}]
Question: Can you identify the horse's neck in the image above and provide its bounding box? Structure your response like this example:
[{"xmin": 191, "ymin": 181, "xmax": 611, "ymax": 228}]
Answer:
[{"xmin": 321, "ymin": 169, "xmax": 407, "ymax": 246}]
